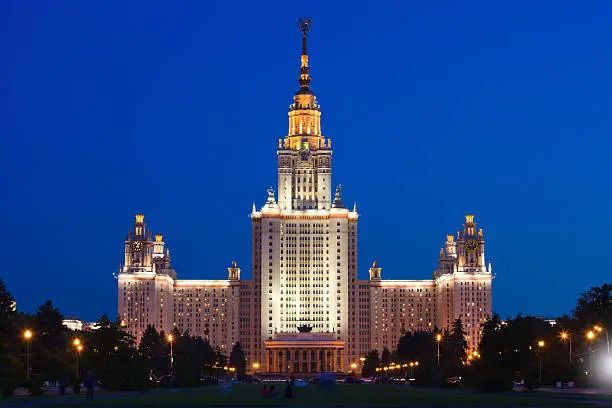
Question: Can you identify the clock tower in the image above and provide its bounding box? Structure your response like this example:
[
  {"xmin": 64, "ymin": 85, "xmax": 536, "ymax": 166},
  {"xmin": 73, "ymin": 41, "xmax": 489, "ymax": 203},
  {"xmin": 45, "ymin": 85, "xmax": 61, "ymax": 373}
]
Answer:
[
  {"xmin": 457, "ymin": 214, "xmax": 486, "ymax": 271},
  {"xmin": 124, "ymin": 213, "xmax": 154, "ymax": 272}
]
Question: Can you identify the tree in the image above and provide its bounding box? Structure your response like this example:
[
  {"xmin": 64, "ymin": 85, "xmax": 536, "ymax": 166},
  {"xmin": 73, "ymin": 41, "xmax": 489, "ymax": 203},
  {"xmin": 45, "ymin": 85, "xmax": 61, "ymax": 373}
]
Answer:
[
  {"xmin": 574, "ymin": 283, "xmax": 612, "ymax": 329},
  {"xmin": 381, "ymin": 347, "xmax": 391, "ymax": 366},
  {"xmin": 81, "ymin": 314, "xmax": 144, "ymax": 390},
  {"xmin": 32, "ymin": 300, "xmax": 70, "ymax": 381},
  {"xmin": 471, "ymin": 314, "xmax": 567, "ymax": 391},
  {"xmin": 0, "ymin": 279, "xmax": 23, "ymax": 396},
  {"xmin": 34, "ymin": 300, "xmax": 66, "ymax": 352},
  {"xmin": 445, "ymin": 317, "xmax": 468, "ymax": 378},
  {"xmin": 361, "ymin": 350, "xmax": 379, "ymax": 377},
  {"xmin": 138, "ymin": 325, "xmax": 167, "ymax": 377},
  {"xmin": 395, "ymin": 330, "xmax": 437, "ymax": 386},
  {"xmin": 0, "ymin": 278, "xmax": 16, "ymax": 342},
  {"xmin": 229, "ymin": 342, "xmax": 247, "ymax": 377}
]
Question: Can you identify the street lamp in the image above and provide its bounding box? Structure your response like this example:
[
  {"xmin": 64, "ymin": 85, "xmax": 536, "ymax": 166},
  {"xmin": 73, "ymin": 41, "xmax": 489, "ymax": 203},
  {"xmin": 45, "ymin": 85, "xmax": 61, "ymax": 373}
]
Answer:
[
  {"xmin": 167, "ymin": 334, "xmax": 174, "ymax": 374},
  {"xmin": 537, "ymin": 340, "xmax": 545, "ymax": 383},
  {"xmin": 23, "ymin": 330, "xmax": 32, "ymax": 379},
  {"xmin": 594, "ymin": 325, "xmax": 610, "ymax": 354},
  {"xmin": 252, "ymin": 362, "xmax": 260, "ymax": 374},
  {"xmin": 73, "ymin": 338, "xmax": 82, "ymax": 377},
  {"xmin": 560, "ymin": 331, "xmax": 572, "ymax": 365},
  {"xmin": 350, "ymin": 362, "xmax": 358, "ymax": 374},
  {"xmin": 587, "ymin": 330, "xmax": 596, "ymax": 373},
  {"xmin": 436, "ymin": 334, "xmax": 442, "ymax": 366}
]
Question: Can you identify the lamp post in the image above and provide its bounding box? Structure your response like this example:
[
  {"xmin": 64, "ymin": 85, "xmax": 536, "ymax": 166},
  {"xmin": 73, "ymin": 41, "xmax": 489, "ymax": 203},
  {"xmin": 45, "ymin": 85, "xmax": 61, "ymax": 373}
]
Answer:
[
  {"xmin": 167, "ymin": 334, "xmax": 174, "ymax": 374},
  {"xmin": 594, "ymin": 325, "xmax": 609, "ymax": 354},
  {"xmin": 73, "ymin": 338, "xmax": 82, "ymax": 378},
  {"xmin": 252, "ymin": 362, "xmax": 260, "ymax": 375},
  {"xmin": 560, "ymin": 331, "xmax": 572, "ymax": 365},
  {"xmin": 23, "ymin": 330, "xmax": 32, "ymax": 379},
  {"xmin": 537, "ymin": 340, "xmax": 545, "ymax": 383},
  {"xmin": 587, "ymin": 330, "xmax": 596, "ymax": 374},
  {"xmin": 436, "ymin": 334, "xmax": 442, "ymax": 366}
]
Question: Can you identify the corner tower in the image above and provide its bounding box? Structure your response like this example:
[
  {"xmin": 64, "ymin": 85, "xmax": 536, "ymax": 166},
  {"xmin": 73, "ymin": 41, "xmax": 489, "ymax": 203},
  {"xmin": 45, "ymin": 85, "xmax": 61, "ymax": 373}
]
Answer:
[
  {"xmin": 434, "ymin": 214, "xmax": 492, "ymax": 352},
  {"xmin": 277, "ymin": 17, "xmax": 332, "ymax": 211}
]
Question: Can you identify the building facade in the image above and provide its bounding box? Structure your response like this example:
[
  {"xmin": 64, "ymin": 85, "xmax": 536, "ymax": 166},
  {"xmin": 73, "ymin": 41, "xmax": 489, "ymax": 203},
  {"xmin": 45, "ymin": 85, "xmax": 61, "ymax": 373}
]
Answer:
[{"xmin": 117, "ymin": 19, "xmax": 492, "ymax": 373}]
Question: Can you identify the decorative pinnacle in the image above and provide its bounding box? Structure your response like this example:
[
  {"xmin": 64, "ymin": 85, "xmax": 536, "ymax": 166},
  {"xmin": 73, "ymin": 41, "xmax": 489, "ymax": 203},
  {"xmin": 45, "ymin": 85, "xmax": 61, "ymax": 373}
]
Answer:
[
  {"xmin": 298, "ymin": 16, "xmax": 312, "ymax": 55},
  {"xmin": 296, "ymin": 16, "xmax": 313, "ymax": 94}
]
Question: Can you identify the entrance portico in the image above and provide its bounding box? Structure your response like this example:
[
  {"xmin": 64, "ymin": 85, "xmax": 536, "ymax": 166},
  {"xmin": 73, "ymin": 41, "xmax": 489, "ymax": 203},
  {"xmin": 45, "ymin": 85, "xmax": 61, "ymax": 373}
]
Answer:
[{"xmin": 264, "ymin": 332, "xmax": 344, "ymax": 374}]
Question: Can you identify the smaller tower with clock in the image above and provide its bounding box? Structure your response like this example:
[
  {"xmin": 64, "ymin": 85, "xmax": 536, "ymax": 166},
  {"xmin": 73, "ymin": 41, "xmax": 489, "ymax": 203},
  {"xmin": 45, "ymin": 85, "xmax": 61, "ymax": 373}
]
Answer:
[
  {"xmin": 123, "ymin": 213, "xmax": 154, "ymax": 273},
  {"xmin": 456, "ymin": 214, "xmax": 486, "ymax": 272},
  {"xmin": 435, "ymin": 214, "xmax": 492, "ymax": 353},
  {"xmin": 118, "ymin": 213, "xmax": 176, "ymax": 341}
]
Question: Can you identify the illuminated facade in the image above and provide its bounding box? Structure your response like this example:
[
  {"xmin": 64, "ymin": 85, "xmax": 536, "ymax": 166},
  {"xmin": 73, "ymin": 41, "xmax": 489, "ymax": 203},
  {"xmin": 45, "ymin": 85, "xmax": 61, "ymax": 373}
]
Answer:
[{"xmin": 117, "ymin": 19, "xmax": 492, "ymax": 373}]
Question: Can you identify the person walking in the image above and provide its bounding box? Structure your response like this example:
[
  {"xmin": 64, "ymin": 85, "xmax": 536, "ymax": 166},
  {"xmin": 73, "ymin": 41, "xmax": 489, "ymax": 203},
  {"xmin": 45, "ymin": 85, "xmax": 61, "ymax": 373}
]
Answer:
[{"xmin": 84, "ymin": 371, "xmax": 95, "ymax": 401}]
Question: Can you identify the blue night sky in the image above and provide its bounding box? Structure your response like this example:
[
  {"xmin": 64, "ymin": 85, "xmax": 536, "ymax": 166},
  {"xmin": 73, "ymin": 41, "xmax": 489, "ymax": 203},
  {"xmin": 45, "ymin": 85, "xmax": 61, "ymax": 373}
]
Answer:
[{"xmin": 1, "ymin": 1, "xmax": 611, "ymax": 322}]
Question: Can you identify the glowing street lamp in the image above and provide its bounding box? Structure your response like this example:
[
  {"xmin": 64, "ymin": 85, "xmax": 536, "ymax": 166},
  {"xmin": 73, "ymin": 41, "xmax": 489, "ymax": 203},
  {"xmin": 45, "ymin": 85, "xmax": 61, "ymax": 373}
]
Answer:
[
  {"xmin": 586, "ymin": 330, "xmax": 597, "ymax": 373},
  {"xmin": 73, "ymin": 338, "xmax": 82, "ymax": 377},
  {"xmin": 537, "ymin": 340, "xmax": 545, "ymax": 383},
  {"xmin": 167, "ymin": 334, "xmax": 174, "ymax": 373},
  {"xmin": 594, "ymin": 325, "xmax": 610, "ymax": 354},
  {"xmin": 252, "ymin": 362, "xmax": 260, "ymax": 374},
  {"xmin": 436, "ymin": 334, "xmax": 442, "ymax": 366},
  {"xmin": 23, "ymin": 330, "xmax": 33, "ymax": 379},
  {"xmin": 560, "ymin": 331, "xmax": 572, "ymax": 364}
]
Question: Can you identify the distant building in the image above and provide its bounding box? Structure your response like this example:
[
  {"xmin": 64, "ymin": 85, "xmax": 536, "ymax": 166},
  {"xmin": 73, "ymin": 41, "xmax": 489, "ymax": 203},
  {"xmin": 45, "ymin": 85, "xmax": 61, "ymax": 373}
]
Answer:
[
  {"xmin": 62, "ymin": 319, "xmax": 99, "ymax": 331},
  {"xmin": 117, "ymin": 19, "xmax": 493, "ymax": 373},
  {"xmin": 63, "ymin": 319, "xmax": 84, "ymax": 331}
]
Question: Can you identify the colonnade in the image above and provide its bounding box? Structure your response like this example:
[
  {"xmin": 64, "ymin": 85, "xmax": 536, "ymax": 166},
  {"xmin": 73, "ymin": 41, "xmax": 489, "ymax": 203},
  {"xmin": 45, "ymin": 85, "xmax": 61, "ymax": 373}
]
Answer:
[{"xmin": 265, "ymin": 347, "xmax": 343, "ymax": 373}]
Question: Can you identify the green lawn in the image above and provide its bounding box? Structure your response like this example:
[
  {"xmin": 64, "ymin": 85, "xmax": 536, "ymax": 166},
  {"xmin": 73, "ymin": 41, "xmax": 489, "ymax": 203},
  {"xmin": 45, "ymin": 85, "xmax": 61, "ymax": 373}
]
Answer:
[{"xmin": 39, "ymin": 384, "xmax": 606, "ymax": 407}]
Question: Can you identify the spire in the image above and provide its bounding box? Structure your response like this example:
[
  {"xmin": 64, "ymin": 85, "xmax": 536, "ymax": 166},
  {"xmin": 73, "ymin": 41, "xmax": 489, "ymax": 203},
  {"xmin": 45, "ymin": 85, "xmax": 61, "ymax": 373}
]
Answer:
[
  {"xmin": 266, "ymin": 186, "xmax": 276, "ymax": 204},
  {"xmin": 332, "ymin": 184, "xmax": 344, "ymax": 208},
  {"xmin": 297, "ymin": 16, "xmax": 313, "ymax": 95}
]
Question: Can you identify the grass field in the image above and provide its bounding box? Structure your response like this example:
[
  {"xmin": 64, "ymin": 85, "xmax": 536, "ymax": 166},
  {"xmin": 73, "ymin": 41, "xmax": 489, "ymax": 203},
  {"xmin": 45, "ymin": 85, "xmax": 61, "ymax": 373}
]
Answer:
[{"xmin": 24, "ymin": 384, "xmax": 610, "ymax": 407}]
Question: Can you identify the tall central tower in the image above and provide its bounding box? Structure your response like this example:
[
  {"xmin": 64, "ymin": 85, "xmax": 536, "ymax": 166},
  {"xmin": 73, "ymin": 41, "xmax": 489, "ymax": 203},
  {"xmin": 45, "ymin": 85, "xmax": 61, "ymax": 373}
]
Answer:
[
  {"xmin": 277, "ymin": 18, "xmax": 332, "ymax": 211},
  {"xmin": 251, "ymin": 18, "xmax": 359, "ymax": 372}
]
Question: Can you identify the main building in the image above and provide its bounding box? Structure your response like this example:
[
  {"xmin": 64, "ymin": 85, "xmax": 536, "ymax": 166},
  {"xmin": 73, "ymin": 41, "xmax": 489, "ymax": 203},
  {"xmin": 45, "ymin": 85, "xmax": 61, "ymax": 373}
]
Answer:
[{"xmin": 117, "ymin": 19, "xmax": 492, "ymax": 374}]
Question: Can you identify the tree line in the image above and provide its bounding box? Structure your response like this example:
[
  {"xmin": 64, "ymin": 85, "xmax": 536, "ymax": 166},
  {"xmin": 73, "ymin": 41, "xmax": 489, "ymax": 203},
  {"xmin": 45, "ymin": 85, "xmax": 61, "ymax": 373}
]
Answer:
[
  {"xmin": 0, "ymin": 278, "xmax": 246, "ymax": 396},
  {"xmin": 361, "ymin": 283, "xmax": 612, "ymax": 391}
]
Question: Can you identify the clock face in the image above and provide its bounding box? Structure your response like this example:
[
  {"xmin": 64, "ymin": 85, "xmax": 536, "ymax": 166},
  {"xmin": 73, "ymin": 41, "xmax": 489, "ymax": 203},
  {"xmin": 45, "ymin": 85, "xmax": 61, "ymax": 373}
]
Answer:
[
  {"xmin": 465, "ymin": 239, "xmax": 478, "ymax": 252},
  {"xmin": 300, "ymin": 150, "xmax": 310, "ymax": 162},
  {"xmin": 132, "ymin": 240, "xmax": 143, "ymax": 252}
]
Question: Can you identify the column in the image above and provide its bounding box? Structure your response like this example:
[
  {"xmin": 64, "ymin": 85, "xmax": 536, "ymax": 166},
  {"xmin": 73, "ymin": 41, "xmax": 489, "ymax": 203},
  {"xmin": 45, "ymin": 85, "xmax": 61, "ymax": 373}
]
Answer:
[
  {"xmin": 322, "ymin": 348, "xmax": 327, "ymax": 372},
  {"xmin": 339, "ymin": 349, "xmax": 343, "ymax": 373},
  {"xmin": 266, "ymin": 349, "xmax": 270, "ymax": 373},
  {"xmin": 307, "ymin": 348, "xmax": 312, "ymax": 373},
  {"xmin": 320, "ymin": 348, "xmax": 325, "ymax": 372}
]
